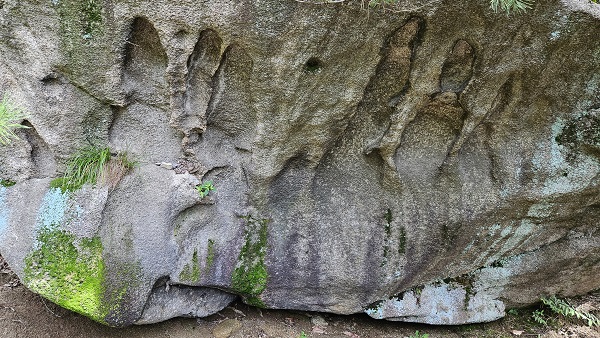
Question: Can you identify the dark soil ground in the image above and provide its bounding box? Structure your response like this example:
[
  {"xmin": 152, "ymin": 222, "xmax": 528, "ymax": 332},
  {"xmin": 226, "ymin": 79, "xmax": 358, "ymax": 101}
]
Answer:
[{"xmin": 1, "ymin": 254, "xmax": 599, "ymax": 338}]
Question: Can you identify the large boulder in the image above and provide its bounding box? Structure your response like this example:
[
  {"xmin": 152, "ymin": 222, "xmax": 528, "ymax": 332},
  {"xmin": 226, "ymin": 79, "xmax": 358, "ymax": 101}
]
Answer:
[{"xmin": 0, "ymin": 0, "xmax": 599, "ymax": 326}]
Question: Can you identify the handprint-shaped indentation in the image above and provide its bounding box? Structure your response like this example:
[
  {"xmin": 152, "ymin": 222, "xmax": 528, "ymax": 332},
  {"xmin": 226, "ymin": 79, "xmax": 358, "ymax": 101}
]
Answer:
[
  {"xmin": 394, "ymin": 92, "xmax": 465, "ymax": 180},
  {"xmin": 362, "ymin": 17, "xmax": 423, "ymax": 116},
  {"xmin": 171, "ymin": 29, "xmax": 255, "ymax": 152},
  {"xmin": 182, "ymin": 29, "xmax": 223, "ymax": 139},
  {"xmin": 375, "ymin": 38, "xmax": 475, "ymax": 183},
  {"xmin": 122, "ymin": 17, "xmax": 169, "ymax": 107},
  {"xmin": 110, "ymin": 17, "xmax": 182, "ymax": 162},
  {"xmin": 205, "ymin": 44, "xmax": 255, "ymax": 142},
  {"xmin": 361, "ymin": 17, "xmax": 424, "ymax": 176},
  {"xmin": 440, "ymin": 40, "xmax": 475, "ymax": 93},
  {"xmin": 392, "ymin": 39, "xmax": 475, "ymax": 179}
]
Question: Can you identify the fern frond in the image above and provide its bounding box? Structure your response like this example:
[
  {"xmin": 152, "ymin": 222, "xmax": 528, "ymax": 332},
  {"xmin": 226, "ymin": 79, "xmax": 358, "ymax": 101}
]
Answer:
[{"xmin": 490, "ymin": 0, "xmax": 533, "ymax": 14}]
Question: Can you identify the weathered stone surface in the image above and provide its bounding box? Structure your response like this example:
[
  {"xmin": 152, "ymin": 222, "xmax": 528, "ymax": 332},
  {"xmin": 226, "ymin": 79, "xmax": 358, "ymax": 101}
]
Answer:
[{"xmin": 0, "ymin": 0, "xmax": 599, "ymax": 326}]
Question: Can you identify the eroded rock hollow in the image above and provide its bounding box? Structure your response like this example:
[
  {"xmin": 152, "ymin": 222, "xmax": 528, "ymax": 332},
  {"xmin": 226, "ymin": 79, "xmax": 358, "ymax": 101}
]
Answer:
[{"xmin": 0, "ymin": 0, "xmax": 599, "ymax": 326}]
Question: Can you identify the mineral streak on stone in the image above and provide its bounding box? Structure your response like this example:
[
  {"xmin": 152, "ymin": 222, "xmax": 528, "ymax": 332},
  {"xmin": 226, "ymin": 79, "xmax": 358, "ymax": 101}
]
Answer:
[{"xmin": 0, "ymin": 0, "xmax": 599, "ymax": 326}]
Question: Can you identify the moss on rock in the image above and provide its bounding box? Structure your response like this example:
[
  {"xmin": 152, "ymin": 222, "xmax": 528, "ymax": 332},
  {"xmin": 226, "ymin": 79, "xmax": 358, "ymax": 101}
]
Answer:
[
  {"xmin": 179, "ymin": 249, "xmax": 201, "ymax": 282},
  {"xmin": 23, "ymin": 226, "xmax": 108, "ymax": 323},
  {"xmin": 231, "ymin": 216, "xmax": 269, "ymax": 307}
]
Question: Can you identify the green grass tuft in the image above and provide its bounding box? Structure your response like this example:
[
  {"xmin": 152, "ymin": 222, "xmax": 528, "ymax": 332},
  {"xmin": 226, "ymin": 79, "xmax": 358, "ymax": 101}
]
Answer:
[
  {"xmin": 0, "ymin": 94, "xmax": 30, "ymax": 145},
  {"xmin": 52, "ymin": 146, "xmax": 111, "ymax": 192}
]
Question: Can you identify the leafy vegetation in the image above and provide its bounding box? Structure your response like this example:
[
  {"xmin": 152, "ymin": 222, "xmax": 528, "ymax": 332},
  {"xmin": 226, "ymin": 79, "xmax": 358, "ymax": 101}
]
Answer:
[
  {"xmin": 531, "ymin": 309, "xmax": 548, "ymax": 326},
  {"xmin": 196, "ymin": 181, "xmax": 215, "ymax": 198},
  {"xmin": 490, "ymin": 0, "xmax": 533, "ymax": 14},
  {"xmin": 409, "ymin": 330, "xmax": 429, "ymax": 338},
  {"xmin": 0, "ymin": 94, "xmax": 29, "ymax": 145},
  {"xmin": 51, "ymin": 146, "xmax": 111, "ymax": 192},
  {"xmin": 51, "ymin": 146, "xmax": 135, "ymax": 192},
  {"xmin": 540, "ymin": 296, "xmax": 600, "ymax": 327},
  {"xmin": 299, "ymin": 0, "xmax": 599, "ymax": 14},
  {"xmin": 0, "ymin": 179, "xmax": 16, "ymax": 187}
]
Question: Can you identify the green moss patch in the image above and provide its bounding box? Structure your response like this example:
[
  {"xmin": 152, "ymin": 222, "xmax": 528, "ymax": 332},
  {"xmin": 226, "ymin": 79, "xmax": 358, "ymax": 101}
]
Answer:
[
  {"xmin": 398, "ymin": 226, "xmax": 406, "ymax": 254},
  {"xmin": 179, "ymin": 249, "xmax": 201, "ymax": 282},
  {"xmin": 205, "ymin": 239, "xmax": 215, "ymax": 273},
  {"xmin": 231, "ymin": 216, "xmax": 269, "ymax": 307},
  {"xmin": 54, "ymin": 0, "xmax": 103, "ymax": 41},
  {"xmin": 0, "ymin": 179, "xmax": 16, "ymax": 187},
  {"xmin": 24, "ymin": 226, "xmax": 108, "ymax": 323}
]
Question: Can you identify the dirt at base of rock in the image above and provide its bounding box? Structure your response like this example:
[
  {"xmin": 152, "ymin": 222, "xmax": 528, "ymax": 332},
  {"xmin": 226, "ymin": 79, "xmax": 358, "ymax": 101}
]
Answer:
[{"xmin": 0, "ymin": 254, "xmax": 598, "ymax": 338}]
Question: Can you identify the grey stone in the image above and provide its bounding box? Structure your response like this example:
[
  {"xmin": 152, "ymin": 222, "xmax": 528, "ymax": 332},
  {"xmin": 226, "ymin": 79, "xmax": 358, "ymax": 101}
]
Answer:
[{"xmin": 0, "ymin": 0, "xmax": 599, "ymax": 327}]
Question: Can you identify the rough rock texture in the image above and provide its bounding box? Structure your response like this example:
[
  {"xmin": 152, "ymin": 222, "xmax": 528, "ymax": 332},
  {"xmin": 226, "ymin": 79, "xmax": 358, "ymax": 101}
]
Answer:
[{"xmin": 0, "ymin": 0, "xmax": 599, "ymax": 326}]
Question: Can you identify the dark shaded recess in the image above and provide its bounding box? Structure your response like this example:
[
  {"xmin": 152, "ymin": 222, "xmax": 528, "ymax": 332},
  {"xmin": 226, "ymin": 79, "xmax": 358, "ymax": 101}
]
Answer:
[
  {"xmin": 394, "ymin": 93, "xmax": 465, "ymax": 179},
  {"xmin": 184, "ymin": 29, "xmax": 223, "ymax": 119},
  {"xmin": 20, "ymin": 120, "xmax": 56, "ymax": 178},
  {"xmin": 186, "ymin": 29, "xmax": 222, "ymax": 79},
  {"xmin": 304, "ymin": 57, "xmax": 323, "ymax": 73},
  {"xmin": 107, "ymin": 105, "xmax": 124, "ymax": 138},
  {"xmin": 122, "ymin": 17, "xmax": 168, "ymax": 105},
  {"xmin": 440, "ymin": 39, "xmax": 475, "ymax": 93},
  {"xmin": 40, "ymin": 72, "xmax": 60, "ymax": 84},
  {"xmin": 206, "ymin": 44, "xmax": 255, "ymax": 138}
]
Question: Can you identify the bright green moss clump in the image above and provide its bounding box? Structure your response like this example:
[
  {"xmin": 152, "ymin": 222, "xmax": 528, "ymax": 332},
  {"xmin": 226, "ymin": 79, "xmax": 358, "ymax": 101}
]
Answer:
[
  {"xmin": 24, "ymin": 227, "xmax": 107, "ymax": 323},
  {"xmin": 231, "ymin": 216, "xmax": 269, "ymax": 307}
]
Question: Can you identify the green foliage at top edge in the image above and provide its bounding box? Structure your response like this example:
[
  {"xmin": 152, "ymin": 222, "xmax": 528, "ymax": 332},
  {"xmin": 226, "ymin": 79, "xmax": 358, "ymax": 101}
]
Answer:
[{"xmin": 304, "ymin": 0, "xmax": 599, "ymax": 14}]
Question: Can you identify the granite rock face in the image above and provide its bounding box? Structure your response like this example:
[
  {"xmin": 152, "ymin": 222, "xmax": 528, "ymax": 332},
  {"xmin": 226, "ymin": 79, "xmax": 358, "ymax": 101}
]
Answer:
[{"xmin": 0, "ymin": 0, "xmax": 599, "ymax": 326}]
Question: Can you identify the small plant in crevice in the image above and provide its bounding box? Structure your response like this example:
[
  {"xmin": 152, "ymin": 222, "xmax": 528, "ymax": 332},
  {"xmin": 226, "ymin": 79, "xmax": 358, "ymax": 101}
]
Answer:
[
  {"xmin": 50, "ymin": 146, "xmax": 135, "ymax": 192},
  {"xmin": 0, "ymin": 94, "xmax": 30, "ymax": 145},
  {"xmin": 196, "ymin": 180, "xmax": 215, "ymax": 198}
]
